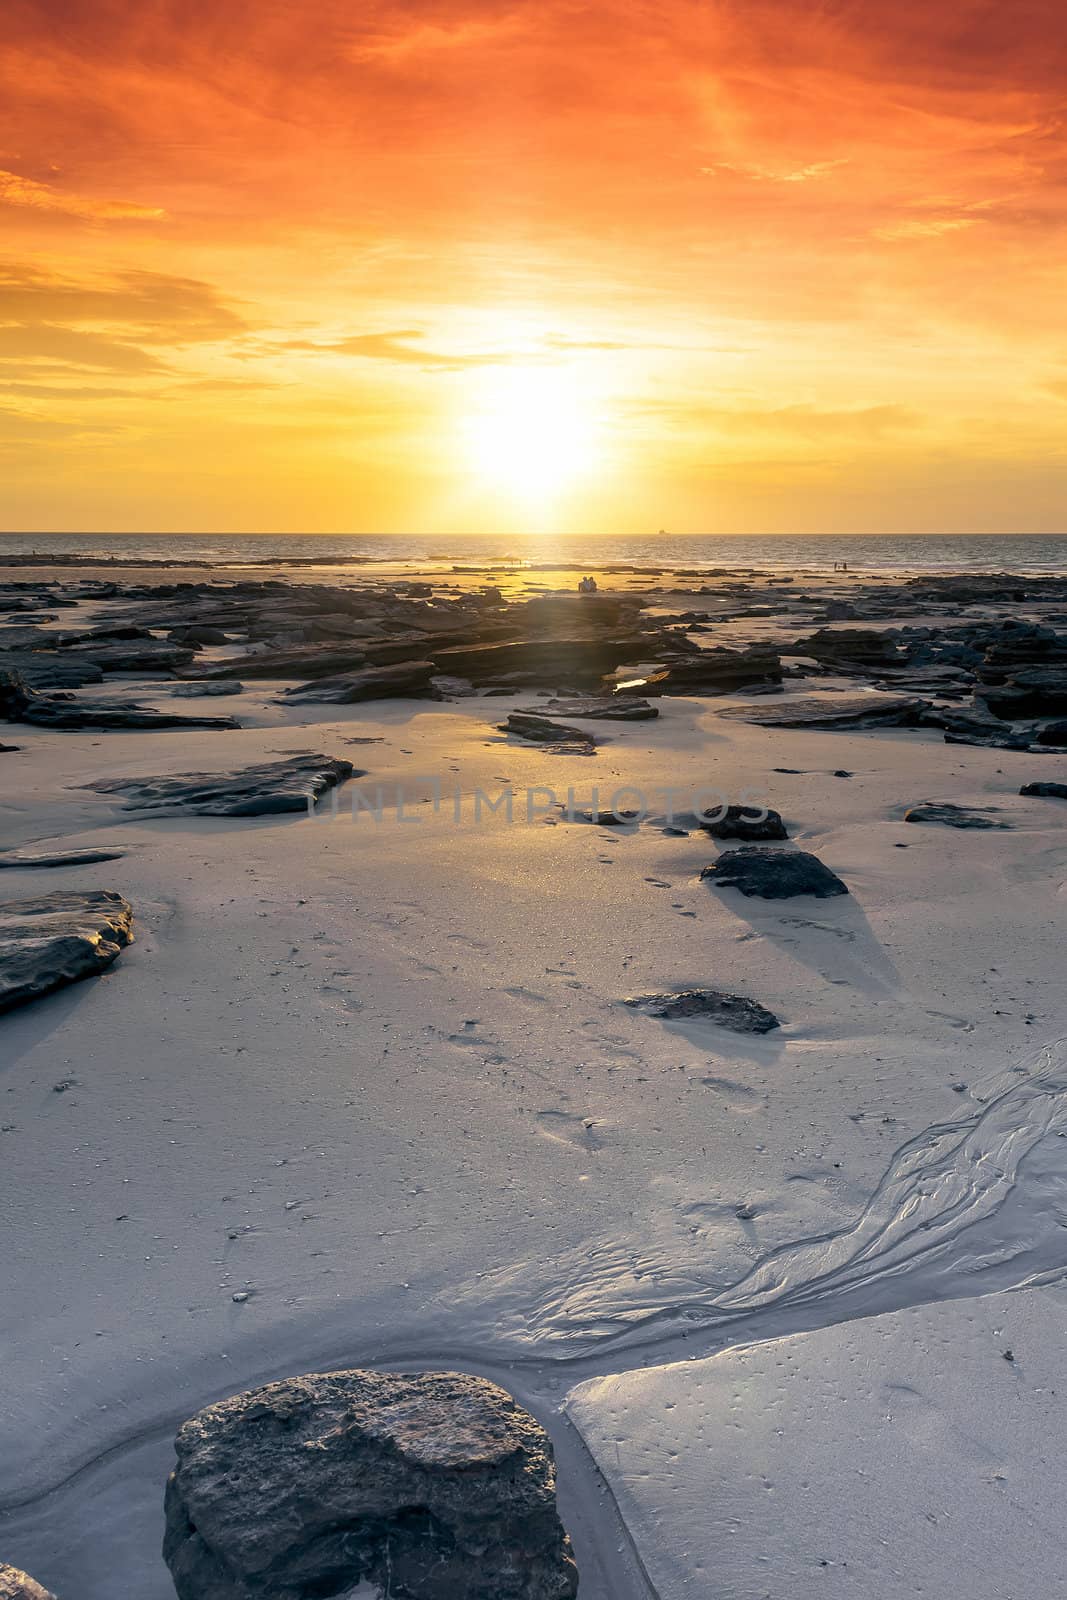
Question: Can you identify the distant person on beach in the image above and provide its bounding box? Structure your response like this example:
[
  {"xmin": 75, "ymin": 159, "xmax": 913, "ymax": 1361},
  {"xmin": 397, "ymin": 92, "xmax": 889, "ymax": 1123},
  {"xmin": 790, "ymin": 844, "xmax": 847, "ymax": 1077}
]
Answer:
[{"xmin": 578, "ymin": 575, "xmax": 598, "ymax": 593}]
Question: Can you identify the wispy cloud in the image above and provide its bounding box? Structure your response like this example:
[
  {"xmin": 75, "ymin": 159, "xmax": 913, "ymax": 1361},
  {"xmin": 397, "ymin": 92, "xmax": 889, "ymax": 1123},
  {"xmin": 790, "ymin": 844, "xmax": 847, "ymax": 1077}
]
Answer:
[
  {"xmin": 0, "ymin": 324, "xmax": 167, "ymax": 372},
  {"xmin": 873, "ymin": 217, "xmax": 982, "ymax": 241},
  {"xmin": 0, "ymin": 169, "xmax": 164, "ymax": 222},
  {"xmin": 701, "ymin": 159, "xmax": 849, "ymax": 184}
]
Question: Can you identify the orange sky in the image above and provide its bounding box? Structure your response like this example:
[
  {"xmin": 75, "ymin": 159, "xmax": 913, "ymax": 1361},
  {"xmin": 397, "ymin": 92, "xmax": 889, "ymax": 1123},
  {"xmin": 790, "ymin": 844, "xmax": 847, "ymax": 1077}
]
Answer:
[{"xmin": 2, "ymin": 0, "xmax": 1066, "ymax": 535}]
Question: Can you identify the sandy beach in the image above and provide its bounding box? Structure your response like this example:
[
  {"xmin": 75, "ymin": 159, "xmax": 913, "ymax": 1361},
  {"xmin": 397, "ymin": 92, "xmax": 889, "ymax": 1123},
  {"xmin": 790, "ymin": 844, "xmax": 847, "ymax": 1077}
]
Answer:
[{"xmin": 2, "ymin": 556, "xmax": 1067, "ymax": 1596}]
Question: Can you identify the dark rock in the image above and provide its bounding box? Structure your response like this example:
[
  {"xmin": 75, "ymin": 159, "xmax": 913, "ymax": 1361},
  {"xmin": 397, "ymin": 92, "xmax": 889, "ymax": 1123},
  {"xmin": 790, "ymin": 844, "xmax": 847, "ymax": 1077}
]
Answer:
[
  {"xmin": 700, "ymin": 804, "xmax": 788, "ymax": 841},
  {"xmin": 0, "ymin": 670, "xmax": 239, "ymax": 732},
  {"xmin": 0, "ymin": 651, "xmax": 104, "ymax": 689},
  {"xmin": 280, "ymin": 660, "xmax": 436, "ymax": 702},
  {"xmin": 186, "ymin": 644, "xmax": 369, "ymax": 680},
  {"xmin": 59, "ymin": 637, "xmax": 196, "ymax": 671},
  {"xmin": 540, "ymin": 696, "xmax": 658, "ymax": 720},
  {"xmin": 81, "ymin": 754, "xmax": 355, "ymax": 816},
  {"xmin": 719, "ymin": 694, "xmax": 927, "ymax": 729},
  {"xmin": 0, "ymin": 889, "xmax": 133, "ymax": 1013},
  {"xmin": 169, "ymin": 625, "xmax": 229, "ymax": 645},
  {"xmin": 499, "ymin": 713, "xmax": 599, "ymax": 746},
  {"xmin": 162, "ymin": 1368, "xmax": 578, "ymax": 1600},
  {"xmin": 1021, "ymin": 782, "xmax": 1067, "ymax": 799},
  {"xmin": 926, "ymin": 706, "xmax": 1036, "ymax": 750},
  {"xmin": 904, "ymin": 802, "xmax": 1012, "ymax": 830},
  {"xmin": 0, "ymin": 1564, "xmax": 57, "ymax": 1600},
  {"xmin": 171, "ymin": 680, "xmax": 243, "ymax": 697},
  {"xmin": 626, "ymin": 646, "xmax": 782, "ymax": 697},
  {"xmin": 702, "ymin": 847, "xmax": 849, "ymax": 899},
  {"xmin": 981, "ymin": 667, "xmax": 1067, "ymax": 720},
  {"xmin": 789, "ymin": 628, "xmax": 901, "ymax": 668},
  {"xmin": 625, "ymin": 988, "xmax": 779, "ymax": 1032},
  {"xmin": 434, "ymin": 636, "xmax": 649, "ymax": 688},
  {"xmin": 429, "ymin": 674, "xmax": 477, "ymax": 698},
  {"xmin": 0, "ymin": 847, "xmax": 126, "ymax": 869},
  {"xmin": 1036, "ymin": 719, "xmax": 1067, "ymax": 745}
]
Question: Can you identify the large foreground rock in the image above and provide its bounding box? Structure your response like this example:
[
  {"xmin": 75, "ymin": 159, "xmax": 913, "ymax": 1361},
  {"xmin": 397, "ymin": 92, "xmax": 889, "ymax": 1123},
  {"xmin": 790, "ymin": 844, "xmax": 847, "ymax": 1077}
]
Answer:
[
  {"xmin": 0, "ymin": 1565, "xmax": 57, "ymax": 1600},
  {"xmin": 626, "ymin": 988, "xmax": 779, "ymax": 1033},
  {"xmin": 702, "ymin": 846, "xmax": 849, "ymax": 899},
  {"xmin": 81, "ymin": 754, "xmax": 355, "ymax": 816},
  {"xmin": 0, "ymin": 890, "xmax": 133, "ymax": 1013},
  {"xmin": 163, "ymin": 1369, "xmax": 579, "ymax": 1600}
]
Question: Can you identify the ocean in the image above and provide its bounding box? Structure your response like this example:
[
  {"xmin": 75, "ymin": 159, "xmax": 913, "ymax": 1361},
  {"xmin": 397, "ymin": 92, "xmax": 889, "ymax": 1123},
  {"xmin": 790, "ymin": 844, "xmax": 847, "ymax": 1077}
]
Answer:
[{"xmin": 2, "ymin": 531, "xmax": 1067, "ymax": 573}]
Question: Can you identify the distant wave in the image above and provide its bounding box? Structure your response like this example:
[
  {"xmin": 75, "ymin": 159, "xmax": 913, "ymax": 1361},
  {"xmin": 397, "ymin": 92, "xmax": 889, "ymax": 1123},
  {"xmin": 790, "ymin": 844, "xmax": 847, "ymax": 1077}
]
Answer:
[{"xmin": 3, "ymin": 530, "xmax": 1067, "ymax": 573}]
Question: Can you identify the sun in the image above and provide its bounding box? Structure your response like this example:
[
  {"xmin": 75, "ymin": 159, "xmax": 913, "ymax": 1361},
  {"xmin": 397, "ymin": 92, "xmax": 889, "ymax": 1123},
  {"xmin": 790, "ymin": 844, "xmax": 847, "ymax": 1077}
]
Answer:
[{"xmin": 462, "ymin": 366, "xmax": 600, "ymax": 503}]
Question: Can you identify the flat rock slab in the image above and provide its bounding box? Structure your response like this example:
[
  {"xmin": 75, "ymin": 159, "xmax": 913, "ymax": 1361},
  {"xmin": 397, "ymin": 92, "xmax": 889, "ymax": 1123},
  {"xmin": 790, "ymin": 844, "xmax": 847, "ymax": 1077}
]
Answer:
[
  {"xmin": 626, "ymin": 988, "xmax": 779, "ymax": 1033},
  {"xmin": 540, "ymin": 696, "xmax": 658, "ymax": 720},
  {"xmin": 171, "ymin": 680, "xmax": 243, "ymax": 697},
  {"xmin": 1021, "ymin": 781, "xmax": 1067, "ymax": 799},
  {"xmin": 163, "ymin": 1368, "xmax": 578, "ymax": 1600},
  {"xmin": 81, "ymin": 754, "xmax": 355, "ymax": 817},
  {"xmin": 280, "ymin": 659, "xmax": 435, "ymax": 702},
  {"xmin": 700, "ymin": 803, "xmax": 788, "ymax": 840},
  {"xmin": 499, "ymin": 713, "xmax": 599, "ymax": 746},
  {"xmin": 0, "ymin": 1566, "xmax": 56, "ymax": 1600},
  {"xmin": 702, "ymin": 846, "xmax": 849, "ymax": 898},
  {"xmin": 0, "ymin": 656, "xmax": 102, "ymax": 696},
  {"xmin": 0, "ymin": 890, "xmax": 133, "ymax": 1014},
  {"xmin": 0, "ymin": 668, "xmax": 238, "ymax": 731},
  {"xmin": 905, "ymin": 802, "xmax": 1012, "ymax": 829},
  {"xmin": 0, "ymin": 847, "xmax": 126, "ymax": 869},
  {"xmin": 718, "ymin": 693, "xmax": 927, "ymax": 728}
]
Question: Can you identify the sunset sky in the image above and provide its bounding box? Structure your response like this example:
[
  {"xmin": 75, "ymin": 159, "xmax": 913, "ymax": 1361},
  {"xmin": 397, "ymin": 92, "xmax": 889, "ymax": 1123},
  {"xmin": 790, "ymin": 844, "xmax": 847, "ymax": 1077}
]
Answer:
[{"xmin": 2, "ymin": 0, "xmax": 1065, "ymax": 535}]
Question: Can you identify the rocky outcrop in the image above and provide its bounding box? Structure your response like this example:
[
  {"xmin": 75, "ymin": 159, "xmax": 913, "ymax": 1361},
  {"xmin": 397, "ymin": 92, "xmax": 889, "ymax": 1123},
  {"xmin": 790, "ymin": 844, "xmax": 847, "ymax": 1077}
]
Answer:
[
  {"xmin": 57, "ymin": 637, "xmax": 196, "ymax": 671},
  {"xmin": 186, "ymin": 644, "xmax": 369, "ymax": 680},
  {"xmin": 0, "ymin": 889, "xmax": 133, "ymax": 1013},
  {"xmin": 0, "ymin": 671, "xmax": 239, "ymax": 732},
  {"xmin": 904, "ymin": 802, "xmax": 1012, "ymax": 829},
  {"xmin": 699, "ymin": 804, "xmax": 788, "ymax": 841},
  {"xmin": 980, "ymin": 667, "xmax": 1067, "ymax": 720},
  {"xmin": 626, "ymin": 989, "xmax": 779, "ymax": 1032},
  {"xmin": 790, "ymin": 628, "xmax": 901, "ymax": 668},
  {"xmin": 0, "ymin": 1564, "xmax": 57, "ymax": 1600},
  {"xmin": 628, "ymin": 646, "xmax": 782, "ymax": 697},
  {"xmin": 719, "ymin": 694, "xmax": 928, "ymax": 728},
  {"xmin": 162, "ymin": 1368, "xmax": 579, "ymax": 1600},
  {"xmin": 702, "ymin": 847, "xmax": 849, "ymax": 899},
  {"xmin": 280, "ymin": 660, "xmax": 436, "ymax": 703},
  {"xmin": 82, "ymin": 754, "xmax": 355, "ymax": 816},
  {"xmin": 0, "ymin": 651, "xmax": 104, "ymax": 689},
  {"xmin": 433, "ymin": 635, "xmax": 649, "ymax": 687}
]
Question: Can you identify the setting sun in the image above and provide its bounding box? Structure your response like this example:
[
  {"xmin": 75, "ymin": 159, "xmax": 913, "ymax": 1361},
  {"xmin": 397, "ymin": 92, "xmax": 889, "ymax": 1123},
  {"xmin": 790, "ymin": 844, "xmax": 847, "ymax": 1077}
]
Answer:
[{"xmin": 462, "ymin": 367, "xmax": 602, "ymax": 503}]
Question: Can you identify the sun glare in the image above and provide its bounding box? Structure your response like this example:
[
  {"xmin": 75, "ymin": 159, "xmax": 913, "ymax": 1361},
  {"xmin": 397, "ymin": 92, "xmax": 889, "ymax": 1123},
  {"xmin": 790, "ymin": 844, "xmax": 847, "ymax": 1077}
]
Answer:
[{"xmin": 462, "ymin": 367, "xmax": 600, "ymax": 502}]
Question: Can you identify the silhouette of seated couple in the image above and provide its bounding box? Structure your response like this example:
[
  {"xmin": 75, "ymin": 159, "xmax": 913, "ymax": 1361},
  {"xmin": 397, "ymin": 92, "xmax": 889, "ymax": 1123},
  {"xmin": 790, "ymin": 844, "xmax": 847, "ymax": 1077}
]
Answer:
[{"xmin": 577, "ymin": 576, "xmax": 598, "ymax": 593}]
